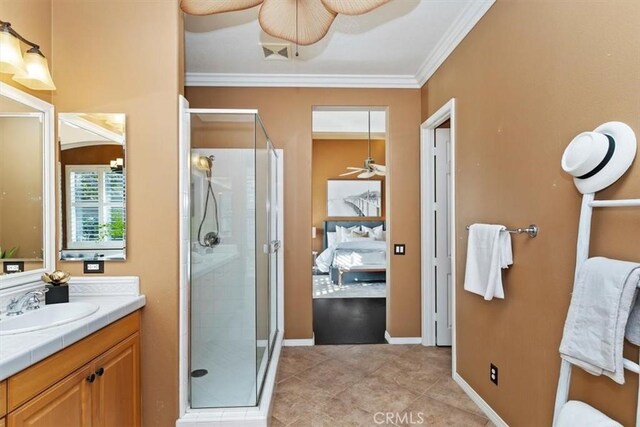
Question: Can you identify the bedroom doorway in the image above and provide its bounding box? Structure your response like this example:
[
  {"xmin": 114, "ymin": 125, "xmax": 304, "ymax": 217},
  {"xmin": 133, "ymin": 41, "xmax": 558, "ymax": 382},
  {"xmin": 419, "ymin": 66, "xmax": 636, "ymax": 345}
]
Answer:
[
  {"xmin": 311, "ymin": 107, "xmax": 389, "ymax": 344},
  {"xmin": 421, "ymin": 99, "xmax": 456, "ymax": 351}
]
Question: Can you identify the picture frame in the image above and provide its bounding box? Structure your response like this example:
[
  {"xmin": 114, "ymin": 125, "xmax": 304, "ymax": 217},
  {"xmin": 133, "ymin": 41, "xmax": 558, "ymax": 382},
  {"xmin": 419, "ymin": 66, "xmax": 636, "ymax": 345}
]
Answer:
[{"xmin": 327, "ymin": 180, "xmax": 382, "ymax": 217}]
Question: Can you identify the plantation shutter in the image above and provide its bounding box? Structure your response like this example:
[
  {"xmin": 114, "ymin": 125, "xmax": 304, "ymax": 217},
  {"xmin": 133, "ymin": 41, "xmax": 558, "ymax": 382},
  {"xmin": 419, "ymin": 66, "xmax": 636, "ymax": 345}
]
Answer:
[{"xmin": 67, "ymin": 166, "xmax": 125, "ymax": 248}]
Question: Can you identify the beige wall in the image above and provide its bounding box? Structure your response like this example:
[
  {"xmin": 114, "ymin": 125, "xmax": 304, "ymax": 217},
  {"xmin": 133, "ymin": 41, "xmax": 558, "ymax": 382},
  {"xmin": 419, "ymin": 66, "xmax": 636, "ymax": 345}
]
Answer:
[
  {"xmin": 51, "ymin": 2, "xmax": 182, "ymax": 426},
  {"xmin": 312, "ymin": 138, "xmax": 385, "ymax": 252},
  {"xmin": 0, "ymin": 117, "xmax": 43, "ymax": 262},
  {"xmin": 423, "ymin": 1, "xmax": 640, "ymax": 425},
  {"xmin": 0, "ymin": 0, "xmax": 52, "ymax": 103},
  {"xmin": 185, "ymin": 87, "xmax": 422, "ymax": 339}
]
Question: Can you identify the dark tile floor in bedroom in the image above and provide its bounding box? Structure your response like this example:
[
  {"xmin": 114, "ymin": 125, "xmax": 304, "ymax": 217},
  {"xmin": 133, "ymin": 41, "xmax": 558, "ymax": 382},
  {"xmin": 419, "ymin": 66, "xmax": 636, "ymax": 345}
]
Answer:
[{"xmin": 271, "ymin": 345, "xmax": 495, "ymax": 426}]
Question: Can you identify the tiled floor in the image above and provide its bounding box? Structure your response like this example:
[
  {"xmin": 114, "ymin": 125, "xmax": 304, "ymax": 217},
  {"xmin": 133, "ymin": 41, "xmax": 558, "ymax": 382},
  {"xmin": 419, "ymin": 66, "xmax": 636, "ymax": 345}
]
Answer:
[{"xmin": 271, "ymin": 344, "xmax": 493, "ymax": 427}]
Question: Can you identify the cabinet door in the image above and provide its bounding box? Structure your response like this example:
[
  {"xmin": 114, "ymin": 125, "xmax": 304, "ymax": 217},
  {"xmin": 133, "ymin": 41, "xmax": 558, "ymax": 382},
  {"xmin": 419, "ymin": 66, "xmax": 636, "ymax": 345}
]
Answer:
[
  {"xmin": 92, "ymin": 333, "xmax": 140, "ymax": 427},
  {"xmin": 7, "ymin": 364, "xmax": 94, "ymax": 427}
]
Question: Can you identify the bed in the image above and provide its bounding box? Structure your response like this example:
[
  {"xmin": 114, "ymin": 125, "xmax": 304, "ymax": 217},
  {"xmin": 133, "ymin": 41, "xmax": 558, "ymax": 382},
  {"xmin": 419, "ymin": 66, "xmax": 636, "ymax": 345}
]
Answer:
[{"xmin": 316, "ymin": 220, "xmax": 387, "ymax": 285}]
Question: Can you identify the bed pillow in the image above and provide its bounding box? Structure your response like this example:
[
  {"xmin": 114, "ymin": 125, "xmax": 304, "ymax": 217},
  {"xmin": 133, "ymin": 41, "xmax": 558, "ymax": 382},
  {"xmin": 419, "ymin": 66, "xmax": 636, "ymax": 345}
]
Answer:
[
  {"xmin": 350, "ymin": 229, "xmax": 369, "ymax": 238},
  {"xmin": 362, "ymin": 225, "xmax": 385, "ymax": 241},
  {"xmin": 336, "ymin": 225, "xmax": 359, "ymax": 243},
  {"xmin": 327, "ymin": 232, "xmax": 338, "ymax": 248}
]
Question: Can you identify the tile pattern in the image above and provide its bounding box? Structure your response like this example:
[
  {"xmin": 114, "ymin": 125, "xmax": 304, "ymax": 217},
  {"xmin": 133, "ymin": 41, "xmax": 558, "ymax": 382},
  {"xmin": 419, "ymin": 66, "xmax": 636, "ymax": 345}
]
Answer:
[{"xmin": 271, "ymin": 344, "xmax": 492, "ymax": 426}]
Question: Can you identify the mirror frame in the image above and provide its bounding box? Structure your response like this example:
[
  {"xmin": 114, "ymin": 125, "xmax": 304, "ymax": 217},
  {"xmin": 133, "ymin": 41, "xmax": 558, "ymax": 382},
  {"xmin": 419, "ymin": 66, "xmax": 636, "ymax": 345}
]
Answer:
[{"xmin": 0, "ymin": 82, "xmax": 55, "ymax": 289}]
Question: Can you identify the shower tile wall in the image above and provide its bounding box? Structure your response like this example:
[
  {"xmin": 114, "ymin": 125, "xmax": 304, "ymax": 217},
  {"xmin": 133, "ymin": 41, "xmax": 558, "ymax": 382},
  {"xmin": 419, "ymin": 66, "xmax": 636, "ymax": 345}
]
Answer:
[{"xmin": 190, "ymin": 148, "xmax": 257, "ymax": 408}]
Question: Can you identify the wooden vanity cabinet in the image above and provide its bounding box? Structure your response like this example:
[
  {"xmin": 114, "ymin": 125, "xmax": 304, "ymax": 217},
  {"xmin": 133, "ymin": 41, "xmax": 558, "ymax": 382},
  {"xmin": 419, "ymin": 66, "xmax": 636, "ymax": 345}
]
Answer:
[
  {"xmin": 1, "ymin": 379, "xmax": 6, "ymax": 426},
  {"xmin": 3, "ymin": 311, "xmax": 140, "ymax": 427}
]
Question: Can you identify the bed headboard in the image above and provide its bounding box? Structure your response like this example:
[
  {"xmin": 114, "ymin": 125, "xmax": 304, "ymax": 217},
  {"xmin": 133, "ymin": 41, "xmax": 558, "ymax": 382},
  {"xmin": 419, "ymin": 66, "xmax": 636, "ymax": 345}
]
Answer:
[{"xmin": 322, "ymin": 220, "xmax": 385, "ymax": 250}]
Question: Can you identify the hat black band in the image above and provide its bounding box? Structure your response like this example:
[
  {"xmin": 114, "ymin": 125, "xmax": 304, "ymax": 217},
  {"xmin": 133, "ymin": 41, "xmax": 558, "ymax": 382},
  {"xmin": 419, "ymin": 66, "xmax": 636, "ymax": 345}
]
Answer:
[{"xmin": 576, "ymin": 134, "xmax": 615, "ymax": 180}]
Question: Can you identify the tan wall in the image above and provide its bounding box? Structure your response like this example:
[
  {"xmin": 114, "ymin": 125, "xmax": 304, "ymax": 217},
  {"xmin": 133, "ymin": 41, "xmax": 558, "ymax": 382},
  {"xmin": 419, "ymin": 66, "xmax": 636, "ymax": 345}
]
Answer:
[
  {"xmin": 51, "ymin": 2, "xmax": 182, "ymax": 426},
  {"xmin": 0, "ymin": 0, "xmax": 52, "ymax": 103},
  {"xmin": 0, "ymin": 117, "xmax": 43, "ymax": 262},
  {"xmin": 185, "ymin": 87, "xmax": 422, "ymax": 339},
  {"xmin": 423, "ymin": 1, "xmax": 640, "ymax": 425},
  {"xmin": 312, "ymin": 138, "xmax": 385, "ymax": 252}
]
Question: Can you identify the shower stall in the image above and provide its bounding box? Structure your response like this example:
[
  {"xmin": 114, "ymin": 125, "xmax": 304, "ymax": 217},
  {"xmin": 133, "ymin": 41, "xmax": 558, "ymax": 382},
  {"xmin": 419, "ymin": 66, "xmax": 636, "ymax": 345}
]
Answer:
[{"xmin": 178, "ymin": 99, "xmax": 283, "ymax": 426}]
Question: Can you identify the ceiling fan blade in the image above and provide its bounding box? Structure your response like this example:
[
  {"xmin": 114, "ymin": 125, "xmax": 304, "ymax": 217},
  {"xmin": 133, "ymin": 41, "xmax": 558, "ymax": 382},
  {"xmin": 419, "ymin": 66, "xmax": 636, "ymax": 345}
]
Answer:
[
  {"xmin": 340, "ymin": 170, "xmax": 363, "ymax": 176},
  {"xmin": 358, "ymin": 170, "xmax": 376, "ymax": 179},
  {"xmin": 371, "ymin": 164, "xmax": 386, "ymax": 172},
  {"xmin": 345, "ymin": 167, "xmax": 364, "ymax": 171},
  {"xmin": 374, "ymin": 170, "xmax": 386, "ymax": 176}
]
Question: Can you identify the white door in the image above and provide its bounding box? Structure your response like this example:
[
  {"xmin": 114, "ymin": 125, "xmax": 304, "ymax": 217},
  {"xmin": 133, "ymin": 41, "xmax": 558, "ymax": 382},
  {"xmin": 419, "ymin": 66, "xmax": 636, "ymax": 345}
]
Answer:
[{"xmin": 433, "ymin": 128, "xmax": 452, "ymax": 346}]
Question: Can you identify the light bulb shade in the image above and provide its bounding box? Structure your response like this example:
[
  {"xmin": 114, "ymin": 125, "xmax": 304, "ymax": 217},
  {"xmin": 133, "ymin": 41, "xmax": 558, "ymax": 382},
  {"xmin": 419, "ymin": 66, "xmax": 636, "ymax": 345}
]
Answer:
[
  {"xmin": 0, "ymin": 31, "xmax": 26, "ymax": 74},
  {"xmin": 12, "ymin": 51, "xmax": 56, "ymax": 90}
]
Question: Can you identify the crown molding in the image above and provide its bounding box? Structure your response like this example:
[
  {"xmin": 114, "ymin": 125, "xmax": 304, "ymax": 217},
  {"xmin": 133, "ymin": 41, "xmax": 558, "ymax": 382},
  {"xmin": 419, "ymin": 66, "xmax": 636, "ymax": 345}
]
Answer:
[
  {"xmin": 185, "ymin": 72, "xmax": 420, "ymax": 89},
  {"xmin": 184, "ymin": 0, "xmax": 495, "ymax": 89},
  {"xmin": 415, "ymin": 0, "xmax": 495, "ymax": 87}
]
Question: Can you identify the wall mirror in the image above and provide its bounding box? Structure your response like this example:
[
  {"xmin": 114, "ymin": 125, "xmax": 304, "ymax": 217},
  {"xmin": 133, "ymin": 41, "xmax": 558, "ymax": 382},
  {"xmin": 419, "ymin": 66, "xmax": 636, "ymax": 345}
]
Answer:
[
  {"xmin": 0, "ymin": 82, "xmax": 54, "ymax": 289},
  {"xmin": 58, "ymin": 113, "xmax": 126, "ymax": 261}
]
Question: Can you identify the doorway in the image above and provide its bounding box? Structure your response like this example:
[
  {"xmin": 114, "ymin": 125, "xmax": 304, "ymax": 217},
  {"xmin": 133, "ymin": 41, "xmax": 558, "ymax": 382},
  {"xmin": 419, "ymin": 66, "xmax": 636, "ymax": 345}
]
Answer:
[
  {"xmin": 311, "ymin": 107, "xmax": 389, "ymax": 344},
  {"xmin": 421, "ymin": 99, "xmax": 456, "ymax": 357}
]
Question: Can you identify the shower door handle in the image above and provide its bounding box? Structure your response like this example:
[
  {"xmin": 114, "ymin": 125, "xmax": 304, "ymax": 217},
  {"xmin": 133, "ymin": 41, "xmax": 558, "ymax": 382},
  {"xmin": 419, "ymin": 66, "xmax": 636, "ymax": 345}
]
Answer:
[{"xmin": 270, "ymin": 240, "xmax": 281, "ymax": 253}]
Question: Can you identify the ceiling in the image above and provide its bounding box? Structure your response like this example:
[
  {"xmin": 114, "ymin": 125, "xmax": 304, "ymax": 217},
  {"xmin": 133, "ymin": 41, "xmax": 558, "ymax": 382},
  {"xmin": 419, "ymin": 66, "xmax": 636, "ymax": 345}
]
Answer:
[{"xmin": 184, "ymin": 0, "xmax": 494, "ymax": 88}]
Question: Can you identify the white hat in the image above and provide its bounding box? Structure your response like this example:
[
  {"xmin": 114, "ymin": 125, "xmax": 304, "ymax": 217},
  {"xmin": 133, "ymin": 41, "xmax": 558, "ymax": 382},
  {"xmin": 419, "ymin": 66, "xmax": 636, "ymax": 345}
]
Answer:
[{"xmin": 561, "ymin": 121, "xmax": 636, "ymax": 194}]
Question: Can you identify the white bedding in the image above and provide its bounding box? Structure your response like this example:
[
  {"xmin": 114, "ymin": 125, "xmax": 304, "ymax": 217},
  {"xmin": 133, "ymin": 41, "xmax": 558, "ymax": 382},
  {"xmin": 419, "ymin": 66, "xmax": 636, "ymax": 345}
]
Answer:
[{"xmin": 316, "ymin": 240, "xmax": 387, "ymax": 273}]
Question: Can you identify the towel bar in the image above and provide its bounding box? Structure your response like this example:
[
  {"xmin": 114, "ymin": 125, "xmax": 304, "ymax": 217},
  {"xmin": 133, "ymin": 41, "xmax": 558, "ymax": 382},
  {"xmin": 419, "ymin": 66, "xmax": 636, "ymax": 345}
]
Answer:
[{"xmin": 465, "ymin": 224, "xmax": 539, "ymax": 238}]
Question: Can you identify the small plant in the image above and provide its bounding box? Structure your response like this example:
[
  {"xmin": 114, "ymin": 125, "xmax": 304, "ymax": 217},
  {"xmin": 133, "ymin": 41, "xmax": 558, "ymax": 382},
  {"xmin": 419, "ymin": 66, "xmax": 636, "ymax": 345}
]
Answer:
[
  {"xmin": 0, "ymin": 246, "xmax": 18, "ymax": 259},
  {"xmin": 98, "ymin": 211, "xmax": 125, "ymax": 242}
]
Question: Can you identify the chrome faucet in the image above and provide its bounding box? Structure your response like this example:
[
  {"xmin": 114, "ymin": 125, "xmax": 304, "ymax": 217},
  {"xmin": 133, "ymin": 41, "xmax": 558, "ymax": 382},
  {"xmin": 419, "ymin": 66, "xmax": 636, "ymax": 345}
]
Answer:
[{"xmin": 6, "ymin": 289, "xmax": 48, "ymax": 316}]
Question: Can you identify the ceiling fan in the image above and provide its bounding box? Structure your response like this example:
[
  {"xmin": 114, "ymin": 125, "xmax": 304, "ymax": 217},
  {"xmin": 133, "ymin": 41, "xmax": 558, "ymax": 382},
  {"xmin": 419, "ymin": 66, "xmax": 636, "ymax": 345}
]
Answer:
[{"xmin": 340, "ymin": 111, "xmax": 386, "ymax": 179}]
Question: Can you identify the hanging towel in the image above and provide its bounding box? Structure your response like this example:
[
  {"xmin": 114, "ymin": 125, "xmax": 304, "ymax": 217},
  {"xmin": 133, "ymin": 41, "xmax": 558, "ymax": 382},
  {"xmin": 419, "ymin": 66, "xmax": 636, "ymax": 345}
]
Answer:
[
  {"xmin": 463, "ymin": 224, "xmax": 513, "ymax": 300},
  {"xmin": 627, "ymin": 296, "xmax": 640, "ymax": 345},
  {"xmin": 559, "ymin": 257, "xmax": 640, "ymax": 384}
]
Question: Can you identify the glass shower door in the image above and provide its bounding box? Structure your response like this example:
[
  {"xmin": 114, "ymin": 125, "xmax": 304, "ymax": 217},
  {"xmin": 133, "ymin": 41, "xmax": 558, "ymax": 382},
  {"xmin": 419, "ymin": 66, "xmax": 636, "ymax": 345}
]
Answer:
[{"xmin": 187, "ymin": 110, "xmax": 278, "ymax": 410}]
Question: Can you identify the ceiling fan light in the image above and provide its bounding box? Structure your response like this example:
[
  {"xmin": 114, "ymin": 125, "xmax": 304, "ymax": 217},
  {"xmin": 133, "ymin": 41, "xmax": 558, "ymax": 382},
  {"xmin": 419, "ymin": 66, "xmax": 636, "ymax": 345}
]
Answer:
[
  {"xmin": 259, "ymin": 0, "xmax": 337, "ymax": 46},
  {"xmin": 12, "ymin": 49, "xmax": 56, "ymax": 90},
  {"xmin": 0, "ymin": 29, "xmax": 26, "ymax": 74}
]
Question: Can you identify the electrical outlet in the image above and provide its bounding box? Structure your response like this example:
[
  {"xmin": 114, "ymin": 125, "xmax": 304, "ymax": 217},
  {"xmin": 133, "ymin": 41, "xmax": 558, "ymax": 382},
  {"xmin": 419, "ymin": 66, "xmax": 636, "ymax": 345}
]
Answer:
[
  {"xmin": 394, "ymin": 244, "xmax": 406, "ymax": 255},
  {"xmin": 490, "ymin": 364, "xmax": 499, "ymax": 385}
]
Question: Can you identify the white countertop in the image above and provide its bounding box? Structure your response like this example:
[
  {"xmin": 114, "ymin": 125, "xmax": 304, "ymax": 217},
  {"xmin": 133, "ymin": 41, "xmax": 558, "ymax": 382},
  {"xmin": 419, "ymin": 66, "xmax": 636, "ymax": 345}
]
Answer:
[{"xmin": 0, "ymin": 280, "xmax": 145, "ymax": 381}]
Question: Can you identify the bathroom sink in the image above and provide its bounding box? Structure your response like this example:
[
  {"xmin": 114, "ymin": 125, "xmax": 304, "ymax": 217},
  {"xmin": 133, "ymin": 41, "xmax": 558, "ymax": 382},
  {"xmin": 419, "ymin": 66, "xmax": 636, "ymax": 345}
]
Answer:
[{"xmin": 0, "ymin": 302, "xmax": 99, "ymax": 336}]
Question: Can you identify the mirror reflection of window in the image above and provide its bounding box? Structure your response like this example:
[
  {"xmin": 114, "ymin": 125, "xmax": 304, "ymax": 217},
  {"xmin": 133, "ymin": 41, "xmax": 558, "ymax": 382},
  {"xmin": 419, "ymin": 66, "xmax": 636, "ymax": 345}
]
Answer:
[{"xmin": 58, "ymin": 113, "xmax": 126, "ymax": 261}]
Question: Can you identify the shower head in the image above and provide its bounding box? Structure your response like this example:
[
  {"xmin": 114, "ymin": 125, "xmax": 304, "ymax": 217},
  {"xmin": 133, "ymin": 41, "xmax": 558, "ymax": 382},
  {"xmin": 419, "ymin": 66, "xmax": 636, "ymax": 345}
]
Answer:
[{"xmin": 195, "ymin": 155, "xmax": 214, "ymax": 178}]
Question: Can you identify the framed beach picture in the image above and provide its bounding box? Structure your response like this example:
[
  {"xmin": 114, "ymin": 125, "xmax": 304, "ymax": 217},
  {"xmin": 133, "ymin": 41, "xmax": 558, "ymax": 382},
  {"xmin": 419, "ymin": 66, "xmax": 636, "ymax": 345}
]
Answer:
[{"xmin": 327, "ymin": 180, "xmax": 382, "ymax": 217}]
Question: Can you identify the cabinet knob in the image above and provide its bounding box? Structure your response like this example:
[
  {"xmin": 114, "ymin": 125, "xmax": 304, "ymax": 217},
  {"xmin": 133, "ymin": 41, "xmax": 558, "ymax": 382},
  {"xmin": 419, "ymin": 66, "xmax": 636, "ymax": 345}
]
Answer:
[
  {"xmin": 86, "ymin": 373, "xmax": 96, "ymax": 383},
  {"xmin": 96, "ymin": 367, "xmax": 104, "ymax": 377}
]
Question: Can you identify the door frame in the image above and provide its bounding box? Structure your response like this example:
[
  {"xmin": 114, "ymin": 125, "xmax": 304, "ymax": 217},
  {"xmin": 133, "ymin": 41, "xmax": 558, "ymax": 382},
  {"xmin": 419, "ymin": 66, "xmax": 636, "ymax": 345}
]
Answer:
[{"xmin": 420, "ymin": 98, "xmax": 456, "ymax": 364}]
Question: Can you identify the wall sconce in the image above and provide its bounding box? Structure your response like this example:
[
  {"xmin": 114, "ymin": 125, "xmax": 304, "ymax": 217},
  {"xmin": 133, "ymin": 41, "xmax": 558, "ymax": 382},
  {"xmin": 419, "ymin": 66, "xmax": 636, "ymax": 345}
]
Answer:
[
  {"xmin": 312, "ymin": 227, "xmax": 317, "ymax": 239},
  {"xmin": 0, "ymin": 20, "xmax": 56, "ymax": 90}
]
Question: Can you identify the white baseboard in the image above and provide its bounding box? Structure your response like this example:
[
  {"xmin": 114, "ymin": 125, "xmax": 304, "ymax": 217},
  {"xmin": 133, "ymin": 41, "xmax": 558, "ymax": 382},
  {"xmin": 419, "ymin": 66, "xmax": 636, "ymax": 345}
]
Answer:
[
  {"xmin": 385, "ymin": 331, "xmax": 422, "ymax": 345},
  {"xmin": 453, "ymin": 372, "xmax": 508, "ymax": 427},
  {"xmin": 283, "ymin": 334, "xmax": 315, "ymax": 347}
]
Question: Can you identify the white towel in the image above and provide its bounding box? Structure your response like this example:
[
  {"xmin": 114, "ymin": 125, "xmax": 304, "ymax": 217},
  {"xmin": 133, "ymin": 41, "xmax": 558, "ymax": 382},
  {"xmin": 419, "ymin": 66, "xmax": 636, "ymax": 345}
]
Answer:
[
  {"xmin": 463, "ymin": 224, "xmax": 513, "ymax": 300},
  {"xmin": 559, "ymin": 257, "xmax": 640, "ymax": 385},
  {"xmin": 626, "ymin": 296, "xmax": 640, "ymax": 346}
]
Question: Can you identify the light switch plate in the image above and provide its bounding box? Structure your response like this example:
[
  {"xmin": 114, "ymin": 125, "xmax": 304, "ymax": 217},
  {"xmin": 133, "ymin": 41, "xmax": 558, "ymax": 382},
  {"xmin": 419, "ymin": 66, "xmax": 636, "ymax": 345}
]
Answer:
[
  {"xmin": 3, "ymin": 261, "xmax": 24, "ymax": 274},
  {"xmin": 394, "ymin": 244, "xmax": 406, "ymax": 255},
  {"xmin": 84, "ymin": 261, "xmax": 104, "ymax": 274}
]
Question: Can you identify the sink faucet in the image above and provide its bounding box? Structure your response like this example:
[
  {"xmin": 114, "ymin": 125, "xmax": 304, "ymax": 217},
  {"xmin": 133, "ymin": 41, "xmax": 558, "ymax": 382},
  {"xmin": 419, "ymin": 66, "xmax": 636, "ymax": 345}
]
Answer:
[{"xmin": 6, "ymin": 289, "xmax": 48, "ymax": 316}]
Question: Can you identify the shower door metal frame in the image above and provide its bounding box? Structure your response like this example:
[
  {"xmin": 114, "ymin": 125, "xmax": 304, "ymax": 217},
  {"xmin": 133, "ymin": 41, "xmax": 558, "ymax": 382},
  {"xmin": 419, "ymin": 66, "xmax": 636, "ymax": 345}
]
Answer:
[{"xmin": 178, "ymin": 98, "xmax": 285, "ymax": 420}]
